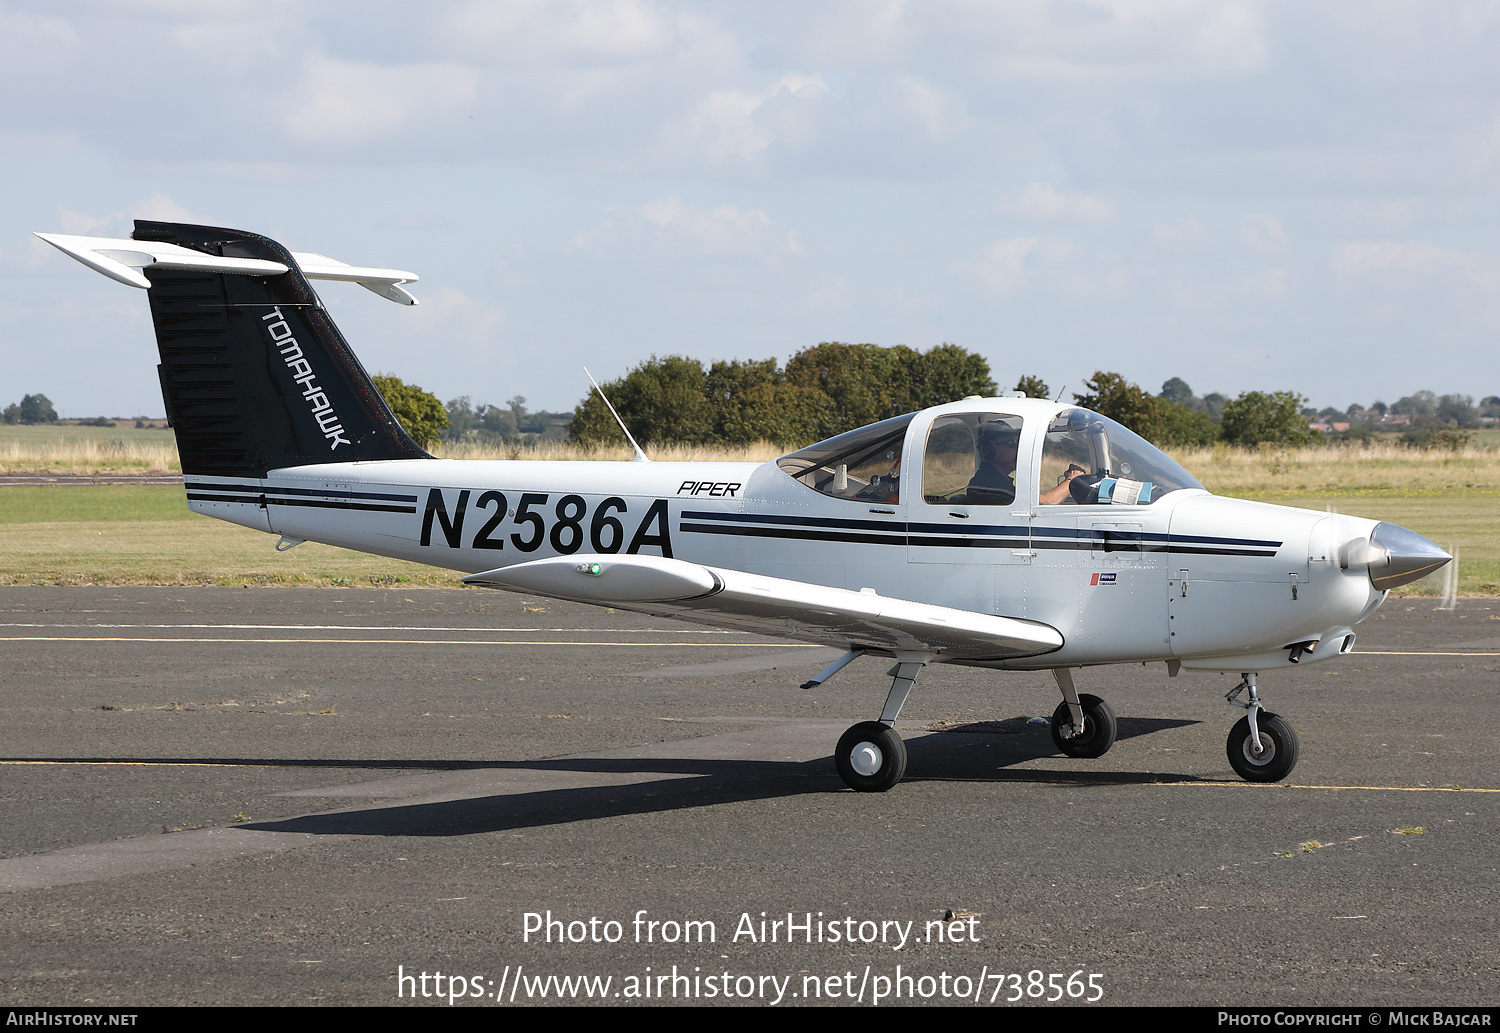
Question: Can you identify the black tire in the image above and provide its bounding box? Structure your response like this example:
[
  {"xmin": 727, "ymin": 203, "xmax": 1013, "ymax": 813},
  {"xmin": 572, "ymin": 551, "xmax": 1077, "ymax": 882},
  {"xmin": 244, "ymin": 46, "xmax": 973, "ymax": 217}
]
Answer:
[
  {"xmin": 1049, "ymin": 693, "xmax": 1118, "ymax": 758},
  {"xmin": 835, "ymin": 721, "xmax": 908, "ymax": 792},
  {"xmin": 1226, "ymin": 712, "xmax": 1299, "ymax": 782}
]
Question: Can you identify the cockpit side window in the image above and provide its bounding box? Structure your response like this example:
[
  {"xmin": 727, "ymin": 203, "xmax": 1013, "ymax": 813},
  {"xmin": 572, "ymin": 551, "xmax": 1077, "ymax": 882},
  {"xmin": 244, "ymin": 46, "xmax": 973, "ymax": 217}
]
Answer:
[
  {"xmin": 776, "ymin": 413, "xmax": 914, "ymax": 503},
  {"xmin": 921, "ymin": 413, "xmax": 1023, "ymax": 506},
  {"xmin": 1039, "ymin": 408, "xmax": 1205, "ymax": 505}
]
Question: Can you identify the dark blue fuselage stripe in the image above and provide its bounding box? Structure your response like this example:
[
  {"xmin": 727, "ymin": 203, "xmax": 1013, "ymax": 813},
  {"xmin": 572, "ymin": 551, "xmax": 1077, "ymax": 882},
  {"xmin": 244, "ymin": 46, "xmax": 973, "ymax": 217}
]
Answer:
[
  {"xmin": 679, "ymin": 518, "xmax": 1279, "ymax": 556},
  {"xmin": 679, "ymin": 522, "xmax": 904, "ymax": 546},
  {"xmin": 186, "ymin": 492, "xmax": 416, "ymax": 514},
  {"xmin": 681, "ymin": 509, "xmax": 907, "ymax": 533},
  {"xmin": 682, "ymin": 509, "xmax": 1280, "ymax": 550},
  {"xmin": 185, "ymin": 481, "xmax": 418, "ymax": 503}
]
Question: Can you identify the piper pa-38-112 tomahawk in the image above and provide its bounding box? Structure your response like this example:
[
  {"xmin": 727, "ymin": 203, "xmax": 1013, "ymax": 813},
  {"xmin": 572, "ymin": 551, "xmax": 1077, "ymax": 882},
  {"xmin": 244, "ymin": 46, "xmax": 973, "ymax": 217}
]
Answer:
[{"xmin": 41, "ymin": 220, "xmax": 1453, "ymax": 791}]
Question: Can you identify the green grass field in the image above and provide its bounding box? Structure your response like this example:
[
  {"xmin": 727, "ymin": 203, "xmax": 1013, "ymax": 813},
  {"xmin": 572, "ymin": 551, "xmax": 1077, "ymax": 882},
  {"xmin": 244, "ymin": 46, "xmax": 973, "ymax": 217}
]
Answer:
[{"xmin": 0, "ymin": 484, "xmax": 1489, "ymax": 594}]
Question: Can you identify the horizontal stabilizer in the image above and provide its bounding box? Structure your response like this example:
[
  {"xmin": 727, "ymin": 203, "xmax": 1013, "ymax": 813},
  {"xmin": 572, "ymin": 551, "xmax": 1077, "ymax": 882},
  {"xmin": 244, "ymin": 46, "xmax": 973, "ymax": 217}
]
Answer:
[
  {"xmin": 464, "ymin": 555, "xmax": 1063, "ymax": 660},
  {"xmin": 35, "ymin": 233, "xmax": 420, "ymax": 304}
]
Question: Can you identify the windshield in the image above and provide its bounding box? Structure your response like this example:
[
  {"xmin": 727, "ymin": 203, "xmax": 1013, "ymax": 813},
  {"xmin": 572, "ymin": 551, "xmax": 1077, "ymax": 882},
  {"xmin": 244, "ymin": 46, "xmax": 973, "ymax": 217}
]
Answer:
[
  {"xmin": 776, "ymin": 412, "xmax": 915, "ymax": 503},
  {"xmin": 1039, "ymin": 408, "xmax": 1204, "ymax": 505}
]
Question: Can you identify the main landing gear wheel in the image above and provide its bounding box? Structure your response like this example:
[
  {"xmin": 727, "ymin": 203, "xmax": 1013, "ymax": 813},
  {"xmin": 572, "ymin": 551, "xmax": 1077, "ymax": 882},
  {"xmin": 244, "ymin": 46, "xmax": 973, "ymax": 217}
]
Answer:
[
  {"xmin": 1049, "ymin": 693, "xmax": 1117, "ymax": 758},
  {"xmin": 1226, "ymin": 712, "xmax": 1299, "ymax": 782},
  {"xmin": 835, "ymin": 721, "xmax": 907, "ymax": 792}
]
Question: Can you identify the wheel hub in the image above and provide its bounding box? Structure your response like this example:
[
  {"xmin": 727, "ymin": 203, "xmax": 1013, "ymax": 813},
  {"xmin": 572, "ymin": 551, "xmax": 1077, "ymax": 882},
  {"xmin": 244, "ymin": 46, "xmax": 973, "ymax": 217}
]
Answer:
[
  {"xmin": 1241, "ymin": 734, "xmax": 1276, "ymax": 766},
  {"xmin": 849, "ymin": 742, "xmax": 883, "ymax": 776}
]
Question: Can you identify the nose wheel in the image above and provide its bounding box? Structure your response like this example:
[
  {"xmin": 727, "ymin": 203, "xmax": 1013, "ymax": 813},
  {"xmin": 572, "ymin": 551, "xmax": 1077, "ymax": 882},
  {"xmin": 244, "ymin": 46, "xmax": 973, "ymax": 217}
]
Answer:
[
  {"xmin": 1226, "ymin": 713, "xmax": 1299, "ymax": 782},
  {"xmin": 1224, "ymin": 673, "xmax": 1299, "ymax": 782}
]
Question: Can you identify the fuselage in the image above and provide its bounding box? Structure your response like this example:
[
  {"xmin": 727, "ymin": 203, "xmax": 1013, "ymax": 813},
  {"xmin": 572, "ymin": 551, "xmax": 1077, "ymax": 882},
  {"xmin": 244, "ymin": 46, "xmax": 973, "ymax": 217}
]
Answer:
[{"xmin": 185, "ymin": 399, "xmax": 1388, "ymax": 674}]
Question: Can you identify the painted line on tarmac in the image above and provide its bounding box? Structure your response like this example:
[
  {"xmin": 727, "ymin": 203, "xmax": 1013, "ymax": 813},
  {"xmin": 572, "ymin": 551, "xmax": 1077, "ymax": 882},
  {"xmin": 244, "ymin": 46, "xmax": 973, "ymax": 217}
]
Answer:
[
  {"xmin": 0, "ymin": 636, "xmax": 823, "ymax": 647},
  {"xmin": 0, "ymin": 623, "xmax": 742, "ymax": 634},
  {"xmin": 0, "ymin": 760, "xmax": 382, "ymax": 768},
  {"xmin": 921, "ymin": 775, "xmax": 1499, "ymax": 792},
  {"xmin": 1152, "ymin": 780, "xmax": 1499, "ymax": 793},
  {"xmin": 1354, "ymin": 650, "xmax": 1500, "ymax": 656}
]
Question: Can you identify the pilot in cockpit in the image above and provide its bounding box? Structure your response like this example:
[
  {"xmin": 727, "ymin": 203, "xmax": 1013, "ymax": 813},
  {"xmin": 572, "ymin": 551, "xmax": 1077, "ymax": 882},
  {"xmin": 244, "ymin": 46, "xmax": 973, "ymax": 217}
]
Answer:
[{"xmin": 967, "ymin": 423, "xmax": 1021, "ymax": 504}]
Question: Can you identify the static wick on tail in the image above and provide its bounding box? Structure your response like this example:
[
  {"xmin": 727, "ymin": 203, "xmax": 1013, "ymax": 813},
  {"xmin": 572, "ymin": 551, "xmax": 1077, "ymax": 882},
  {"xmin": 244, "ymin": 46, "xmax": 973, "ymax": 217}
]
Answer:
[{"xmin": 583, "ymin": 367, "xmax": 650, "ymax": 463}]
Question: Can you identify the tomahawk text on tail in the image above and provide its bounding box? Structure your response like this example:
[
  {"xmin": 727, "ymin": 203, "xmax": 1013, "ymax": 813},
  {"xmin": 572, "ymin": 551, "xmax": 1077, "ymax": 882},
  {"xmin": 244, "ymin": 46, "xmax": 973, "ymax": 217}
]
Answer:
[{"xmin": 42, "ymin": 219, "xmax": 1452, "ymax": 790}]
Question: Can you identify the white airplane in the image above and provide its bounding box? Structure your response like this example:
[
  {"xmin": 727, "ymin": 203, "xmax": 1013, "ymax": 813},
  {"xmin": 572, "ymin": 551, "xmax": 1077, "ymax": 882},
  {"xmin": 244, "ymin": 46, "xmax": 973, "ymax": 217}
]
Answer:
[{"xmin": 40, "ymin": 221, "xmax": 1453, "ymax": 791}]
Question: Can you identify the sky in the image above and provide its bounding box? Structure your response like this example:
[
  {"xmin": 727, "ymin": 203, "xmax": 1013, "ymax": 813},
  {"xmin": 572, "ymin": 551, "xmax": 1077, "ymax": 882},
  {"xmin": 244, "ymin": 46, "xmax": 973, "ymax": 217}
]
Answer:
[{"xmin": 4, "ymin": 0, "xmax": 1500, "ymax": 419}]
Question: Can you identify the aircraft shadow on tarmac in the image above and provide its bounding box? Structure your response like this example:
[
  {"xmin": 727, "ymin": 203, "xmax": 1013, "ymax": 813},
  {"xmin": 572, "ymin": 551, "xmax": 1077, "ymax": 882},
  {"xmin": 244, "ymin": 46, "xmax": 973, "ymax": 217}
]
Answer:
[{"xmin": 228, "ymin": 715, "xmax": 1202, "ymax": 839}]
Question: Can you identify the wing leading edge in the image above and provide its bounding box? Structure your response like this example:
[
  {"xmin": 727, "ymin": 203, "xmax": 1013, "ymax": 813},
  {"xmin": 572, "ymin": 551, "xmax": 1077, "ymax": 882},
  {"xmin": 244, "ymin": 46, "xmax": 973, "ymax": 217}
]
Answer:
[{"xmin": 462, "ymin": 555, "xmax": 1063, "ymax": 661}]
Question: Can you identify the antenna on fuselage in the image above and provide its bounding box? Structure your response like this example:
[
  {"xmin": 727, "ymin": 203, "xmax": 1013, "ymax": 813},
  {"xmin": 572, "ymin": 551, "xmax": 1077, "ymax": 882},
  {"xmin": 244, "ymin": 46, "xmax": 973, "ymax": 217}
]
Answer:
[
  {"xmin": 583, "ymin": 367, "xmax": 650, "ymax": 463},
  {"xmin": 1053, "ymin": 383, "xmax": 1067, "ymax": 403}
]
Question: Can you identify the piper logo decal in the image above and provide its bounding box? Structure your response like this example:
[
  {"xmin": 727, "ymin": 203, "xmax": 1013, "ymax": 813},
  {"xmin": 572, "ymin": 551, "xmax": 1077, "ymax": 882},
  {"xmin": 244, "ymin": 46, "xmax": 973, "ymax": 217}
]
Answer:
[
  {"xmin": 677, "ymin": 481, "xmax": 741, "ymax": 497},
  {"xmin": 1090, "ymin": 572, "xmax": 1117, "ymax": 586}
]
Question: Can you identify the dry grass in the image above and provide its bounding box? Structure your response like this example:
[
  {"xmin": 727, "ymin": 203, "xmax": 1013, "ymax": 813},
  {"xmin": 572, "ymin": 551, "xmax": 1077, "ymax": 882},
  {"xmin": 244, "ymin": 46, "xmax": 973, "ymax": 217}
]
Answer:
[
  {"xmin": 0, "ymin": 426, "xmax": 784, "ymax": 473},
  {"xmin": 431, "ymin": 439, "xmax": 784, "ymax": 464},
  {"xmin": 0, "ymin": 429, "xmax": 180, "ymax": 475},
  {"xmin": 1169, "ymin": 441, "xmax": 1500, "ymax": 498}
]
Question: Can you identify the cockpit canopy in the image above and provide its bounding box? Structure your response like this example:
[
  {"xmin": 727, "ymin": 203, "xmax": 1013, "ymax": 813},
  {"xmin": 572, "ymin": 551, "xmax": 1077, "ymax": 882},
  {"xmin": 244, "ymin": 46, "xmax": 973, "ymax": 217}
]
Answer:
[
  {"xmin": 776, "ymin": 405, "xmax": 1204, "ymax": 506},
  {"xmin": 775, "ymin": 412, "xmax": 913, "ymax": 504}
]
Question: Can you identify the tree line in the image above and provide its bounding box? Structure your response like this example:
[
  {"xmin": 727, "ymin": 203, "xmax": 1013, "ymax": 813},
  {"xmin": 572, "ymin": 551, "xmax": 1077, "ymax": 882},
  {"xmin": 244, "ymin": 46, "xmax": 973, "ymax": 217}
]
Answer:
[
  {"xmin": 563, "ymin": 347, "xmax": 1322, "ymax": 450},
  {"xmin": 568, "ymin": 343, "xmax": 996, "ymax": 448},
  {"xmin": 220, "ymin": 358, "xmax": 1500, "ymax": 453}
]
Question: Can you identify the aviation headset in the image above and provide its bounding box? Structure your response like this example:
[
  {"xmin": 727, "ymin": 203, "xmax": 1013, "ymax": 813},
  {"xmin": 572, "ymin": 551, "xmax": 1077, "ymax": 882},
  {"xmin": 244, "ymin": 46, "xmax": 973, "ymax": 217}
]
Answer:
[{"xmin": 976, "ymin": 422, "xmax": 1021, "ymax": 464}]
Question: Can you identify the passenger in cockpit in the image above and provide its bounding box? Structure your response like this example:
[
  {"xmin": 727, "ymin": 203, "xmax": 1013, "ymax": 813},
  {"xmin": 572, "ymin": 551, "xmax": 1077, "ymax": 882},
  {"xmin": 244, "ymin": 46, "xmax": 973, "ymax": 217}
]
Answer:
[{"xmin": 967, "ymin": 424, "xmax": 1020, "ymax": 505}]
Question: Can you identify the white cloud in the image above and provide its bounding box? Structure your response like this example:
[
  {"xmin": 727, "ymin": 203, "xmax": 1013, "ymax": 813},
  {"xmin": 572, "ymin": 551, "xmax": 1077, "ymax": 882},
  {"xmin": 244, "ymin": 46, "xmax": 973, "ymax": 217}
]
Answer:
[
  {"xmin": 908, "ymin": 0, "xmax": 1270, "ymax": 82},
  {"xmin": 971, "ymin": 236, "xmax": 1041, "ymax": 295},
  {"xmin": 284, "ymin": 57, "xmax": 480, "ymax": 147},
  {"xmin": 132, "ymin": 161, "xmax": 326, "ymax": 186},
  {"xmin": 440, "ymin": 0, "xmax": 675, "ymax": 63},
  {"xmin": 681, "ymin": 74, "xmax": 833, "ymax": 168},
  {"xmin": 576, "ymin": 197, "xmax": 803, "ymax": 257},
  {"xmin": 404, "ymin": 285, "xmax": 506, "ymax": 343},
  {"xmin": 998, "ymin": 182, "xmax": 1114, "ymax": 225},
  {"xmin": 1153, "ymin": 215, "xmax": 1204, "ymax": 249},
  {"xmin": 1239, "ymin": 267, "xmax": 1290, "ymax": 299},
  {"xmin": 1333, "ymin": 241, "xmax": 1500, "ymax": 293},
  {"xmin": 0, "ymin": 10, "xmax": 75, "ymax": 73},
  {"xmin": 52, "ymin": 193, "xmax": 198, "ymax": 238},
  {"xmin": 1338, "ymin": 198, "xmax": 1425, "ymax": 229},
  {"xmin": 884, "ymin": 74, "xmax": 971, "ymax": 141},
  {"xmin": 1241, "ymin": 214, "xmax": 1287, "ymax": 251}
]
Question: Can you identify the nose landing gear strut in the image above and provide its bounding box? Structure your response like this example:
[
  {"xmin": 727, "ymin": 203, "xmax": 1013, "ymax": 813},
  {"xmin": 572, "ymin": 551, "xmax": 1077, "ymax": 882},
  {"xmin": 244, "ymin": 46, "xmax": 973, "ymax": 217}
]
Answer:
[{"xmin": 1224, "ymin": 673, "xmax": 1299, "ymax": 782}]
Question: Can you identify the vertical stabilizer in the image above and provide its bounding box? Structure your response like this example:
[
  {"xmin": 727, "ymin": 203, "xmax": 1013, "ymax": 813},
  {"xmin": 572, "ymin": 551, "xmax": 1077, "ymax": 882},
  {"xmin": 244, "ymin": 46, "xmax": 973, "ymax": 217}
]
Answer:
[{"xmin": 135, "ymin": 220, "xmax": 429, "ymax": 477}]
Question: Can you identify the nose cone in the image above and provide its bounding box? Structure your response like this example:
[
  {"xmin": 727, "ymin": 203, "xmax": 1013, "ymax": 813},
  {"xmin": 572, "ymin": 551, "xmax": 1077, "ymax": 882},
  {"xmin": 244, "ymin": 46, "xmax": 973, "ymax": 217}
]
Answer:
[{"xmin": 1367, "ymin": 522, "xmax": 1452, "ymax": 591}]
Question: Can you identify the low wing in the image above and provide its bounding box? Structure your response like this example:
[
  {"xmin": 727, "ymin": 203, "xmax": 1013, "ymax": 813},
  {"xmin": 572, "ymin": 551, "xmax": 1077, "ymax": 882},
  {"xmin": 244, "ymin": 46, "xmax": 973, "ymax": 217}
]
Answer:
[{"xmin": 463, "ymin": 555, "xmax": 1062, "ymax": 661}]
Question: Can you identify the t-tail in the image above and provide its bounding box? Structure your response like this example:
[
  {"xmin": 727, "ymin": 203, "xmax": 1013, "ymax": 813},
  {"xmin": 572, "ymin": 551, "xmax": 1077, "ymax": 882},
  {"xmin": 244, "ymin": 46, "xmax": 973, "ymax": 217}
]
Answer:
[{"xmin": 38, "ymin": 220, "xmax": 429, "ymax": 478}]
